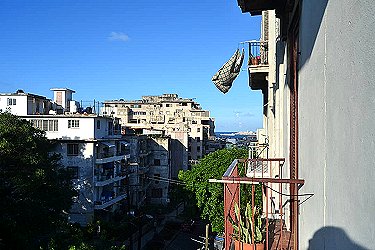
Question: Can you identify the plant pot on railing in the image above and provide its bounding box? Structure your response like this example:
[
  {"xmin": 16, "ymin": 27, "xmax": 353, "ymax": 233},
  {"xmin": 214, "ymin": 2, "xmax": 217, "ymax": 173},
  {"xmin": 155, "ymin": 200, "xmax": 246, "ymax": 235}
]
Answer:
[
  {"xmin": 250, "ymin": 56, "xmax": 261, "ymax": 65},
  {"xmin": 251, "ymin": 57, "xmax": 258, "ymax": 65}
]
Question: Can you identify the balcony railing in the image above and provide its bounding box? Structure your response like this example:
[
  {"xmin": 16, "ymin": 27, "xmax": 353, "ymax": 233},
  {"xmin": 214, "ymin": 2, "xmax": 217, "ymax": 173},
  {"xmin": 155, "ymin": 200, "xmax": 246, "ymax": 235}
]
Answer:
[
  {"xmin": 248, "ymin": 40, "xmax": 268, "ymax": 67},
  {"xmin": 211, "ymin": 158, "xmax": 304, "ymax": 250},
  {"xmin": 96, "ymin": 154, "xmax": 128, "ymax": 164},
  {"xmin": 94, "ymin": 193, "xmax": 127, "ymax": 210},
  {"xmin": 246, "ymin": 41, "xmax": 269, "ymax": 91},
  {"xmin": 94, "ymin": 175, "xmax": 126, "ymax": 186}
]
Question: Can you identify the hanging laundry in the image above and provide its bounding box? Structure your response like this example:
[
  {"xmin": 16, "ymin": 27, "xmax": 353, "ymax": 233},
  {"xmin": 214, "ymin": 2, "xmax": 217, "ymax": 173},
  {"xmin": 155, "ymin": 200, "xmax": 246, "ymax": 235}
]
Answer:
[{"xmin": 211, "ymin": 48, "xmax": 244, "ymax": 94}]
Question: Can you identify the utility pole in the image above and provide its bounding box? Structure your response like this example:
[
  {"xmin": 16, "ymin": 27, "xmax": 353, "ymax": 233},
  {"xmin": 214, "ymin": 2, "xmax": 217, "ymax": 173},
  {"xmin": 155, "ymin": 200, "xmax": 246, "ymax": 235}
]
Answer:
[
  {"xmin": 127, "ymin": 173, "xmax": 132, "ymax": 250},
  {"xmin": 205, "ymin": 224, "xmax": 210, "ymax": 250}
]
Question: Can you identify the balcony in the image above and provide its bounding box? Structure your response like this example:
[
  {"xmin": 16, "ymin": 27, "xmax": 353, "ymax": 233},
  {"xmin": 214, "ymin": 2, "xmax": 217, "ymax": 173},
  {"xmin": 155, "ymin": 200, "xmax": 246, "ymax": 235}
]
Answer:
[
  {"xmin": 94, "ymin": 193, "xmax": 127, "ymax": 210},
  {"xmin": 237, "ymin": 0, "xmax": 287, "ymax": 16},
  {"xmin": 96, "ymin": 153, "xmax": 129, "ymax": 164},
  {"xmin": 247, "ymin": 40, "xmax": 269, "ymax": 92},
  {"xmin": 94, "ymin": 175, "xmax": 127, "ymax": 187},
  {"xmin": 211, "ymin": 158, "xmax": 304, "ymax": 250}
]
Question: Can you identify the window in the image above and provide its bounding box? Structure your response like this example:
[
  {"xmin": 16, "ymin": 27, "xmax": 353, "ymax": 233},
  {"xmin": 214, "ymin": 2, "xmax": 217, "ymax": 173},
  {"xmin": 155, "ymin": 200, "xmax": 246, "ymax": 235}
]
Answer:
[
  {"xmin": 151, "ymin": 188, "xmax": 162, "ymax": 198},
  {"xmin": 67, "ymin": 143, "xmax": 79, "ymax": 156},
  {"xmin": 67, "ymin": 166, "xmax": 79, "ymax": 179},
  {"xmin": 7, "ymin": 98, "xmax": 16, "ymax": 106},
  {"xmin": 154, "ymin": 159, "xmax": 161, "ymax": 166},
  {"xmin": 96, "ymin": 120, "xmax": 101, "ymax": 129},
  {"xmin": 154, "ymin": 174, "xmax": 160, "ymax": 184},
  {"xmin": 30, "ymin": 119, "xmax": 58, "ymax": 132},
  {"xmin": 53, "ymin": 120, "xmax": 58, "ymax": 131},
  {"xmin": 197, "ymin": 146, "xmax": 201, "ymax": 152},
  {"xmin": 196, "ymin": 137, "xmax": 200, "ymax": 142},
  {"xmin": 108, "ymin": 122, "xmax": 113, "ymax": 135},
  {"xmin": 42, "ymin": 120, "xmax": 48, "ymax": 131},
  {"xmin": 166, "ymin": 104, "xmax": 171, "ymax": 107},
  {"xmin": 68, "ymin": 120, "xmax": 79, "ymax": 128},
  {"xmin": 197, "ymin": 128, "xmax": 200, "ymax": 132}
]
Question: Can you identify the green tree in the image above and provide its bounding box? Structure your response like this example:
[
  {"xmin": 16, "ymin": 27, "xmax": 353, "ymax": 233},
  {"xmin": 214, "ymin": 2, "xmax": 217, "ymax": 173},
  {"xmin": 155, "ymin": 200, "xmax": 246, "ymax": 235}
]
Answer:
[
  {"xmin": 0, "ymin": 112, "xmax": 76, "ymax": 249},
  {"xmin": 178, "ymin": 147, "xmax": 248, "ymax": 232}
]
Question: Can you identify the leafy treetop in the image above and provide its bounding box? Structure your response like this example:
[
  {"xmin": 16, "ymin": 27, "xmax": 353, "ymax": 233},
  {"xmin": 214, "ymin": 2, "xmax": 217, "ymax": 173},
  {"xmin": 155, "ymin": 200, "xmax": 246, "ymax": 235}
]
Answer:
[
  {"xmin": 0, "ymin": 112, "xmax": 76, "ymax": 249},
  {"xmin": 178, "ymin": 147, "xmax": 248, "ymax": 232}
]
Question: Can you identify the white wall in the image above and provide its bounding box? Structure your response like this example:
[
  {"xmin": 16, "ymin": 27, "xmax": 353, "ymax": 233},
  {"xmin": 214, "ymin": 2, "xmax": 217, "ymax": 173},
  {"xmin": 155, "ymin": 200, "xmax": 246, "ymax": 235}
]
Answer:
[
  {"xmin": 0, "ymin": 95, "xmax": 28, "ymax": 115},
  {"xmin": 44, "ymin": 116, "xmax": 96, "ymax": 140},
  {"xmin": 298, "ymin": 0, "xmax": 375, "ymax": 249}
]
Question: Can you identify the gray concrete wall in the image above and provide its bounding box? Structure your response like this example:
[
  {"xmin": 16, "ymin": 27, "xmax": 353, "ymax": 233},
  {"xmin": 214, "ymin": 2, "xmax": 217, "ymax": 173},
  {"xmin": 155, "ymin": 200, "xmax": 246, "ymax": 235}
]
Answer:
[
  {"xmin": 298, "ymin": 0, "xmax": 375, "ymax": 249},
  {"xmin": 55, "ymin": 142, "xmax": 95, "ymax": 225}
]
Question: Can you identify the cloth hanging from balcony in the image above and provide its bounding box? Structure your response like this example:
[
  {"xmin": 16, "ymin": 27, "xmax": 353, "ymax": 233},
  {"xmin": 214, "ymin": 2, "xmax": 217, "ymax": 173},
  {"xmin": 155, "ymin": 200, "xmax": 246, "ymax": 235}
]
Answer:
[{"xmin": 211, "ymin": 48, "xmax": 244, "ymax": 94}]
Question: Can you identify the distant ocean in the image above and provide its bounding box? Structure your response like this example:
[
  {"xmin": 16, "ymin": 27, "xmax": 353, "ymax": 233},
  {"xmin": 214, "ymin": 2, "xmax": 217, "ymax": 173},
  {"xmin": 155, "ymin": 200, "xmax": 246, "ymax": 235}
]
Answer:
[{"xmin": 215, "ymin": 132, "xmax": 251, "ymax": 139}]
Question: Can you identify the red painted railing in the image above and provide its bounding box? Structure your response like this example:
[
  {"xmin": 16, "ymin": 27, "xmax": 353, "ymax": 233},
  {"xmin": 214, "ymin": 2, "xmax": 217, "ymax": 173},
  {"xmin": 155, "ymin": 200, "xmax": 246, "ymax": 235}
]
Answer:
[{"xmin": 222, "ymin": 158, "xmax": 304, "ymax": 250}]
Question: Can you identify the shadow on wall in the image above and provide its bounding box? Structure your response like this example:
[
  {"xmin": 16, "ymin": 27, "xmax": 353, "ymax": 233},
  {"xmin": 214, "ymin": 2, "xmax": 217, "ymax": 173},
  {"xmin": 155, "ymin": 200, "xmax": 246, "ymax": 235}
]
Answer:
[
  {"xmin": 308, "ymin": 226, "xmax": 369, "ymax": 250},
  {"xmin": 299, "ymin": 0, "xmax": 329, "ymax": 69}
]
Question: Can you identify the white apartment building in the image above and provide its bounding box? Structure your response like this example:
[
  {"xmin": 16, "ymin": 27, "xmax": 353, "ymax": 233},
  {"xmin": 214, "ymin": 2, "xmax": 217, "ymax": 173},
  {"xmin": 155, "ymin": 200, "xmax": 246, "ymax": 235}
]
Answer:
[
  {"xmin": 0, "ymin": 89, "xmax": 54, "ymax": 115},
  {"xmin": 0, "ymin": 88, "xmax": 130, "ymax": 225},
  {"xmin": 102, "ymin": 94, "xmax": 215, "ymax": 170}
]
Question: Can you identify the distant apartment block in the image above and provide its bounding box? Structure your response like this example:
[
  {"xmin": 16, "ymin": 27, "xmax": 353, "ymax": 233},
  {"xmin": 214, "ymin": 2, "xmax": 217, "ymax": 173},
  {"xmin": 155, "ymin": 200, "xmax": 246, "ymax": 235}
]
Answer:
[{"xmin": 102, "ymin": 94, "xmax": 216, "ymax": 170}]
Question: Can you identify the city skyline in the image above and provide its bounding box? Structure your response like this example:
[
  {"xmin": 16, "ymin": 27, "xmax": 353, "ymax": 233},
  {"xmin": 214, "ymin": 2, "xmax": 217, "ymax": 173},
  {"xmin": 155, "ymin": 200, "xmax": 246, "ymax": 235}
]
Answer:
[{"xmin": 0, "ymin": 0, "xmax": 262, "ymax": 131}]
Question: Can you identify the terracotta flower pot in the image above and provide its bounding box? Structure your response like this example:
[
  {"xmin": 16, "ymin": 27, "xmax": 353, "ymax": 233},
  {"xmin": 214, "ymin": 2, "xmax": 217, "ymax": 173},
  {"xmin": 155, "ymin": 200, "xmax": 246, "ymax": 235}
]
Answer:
[
  {"xmin": 234, "ymin": 240, "xmax": 265, "ymax": 250},
  {"xmin": 251, "ymin": 58, "xmax": 259, "ymax": 65}
]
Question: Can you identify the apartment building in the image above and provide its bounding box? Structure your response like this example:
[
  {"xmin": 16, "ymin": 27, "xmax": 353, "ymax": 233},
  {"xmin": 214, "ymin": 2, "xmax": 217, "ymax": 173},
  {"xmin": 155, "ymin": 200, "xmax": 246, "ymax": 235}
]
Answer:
[
  {"xmin": 102, "ymin": 94, "xmax": 215, "ymax": 169},
  {"xmin": 234, "ymin": 0, "xmax": 375, "ymax": 249},
  {"xmin": 124, "ymin": 134, "xmax": 172, "ymax": 207},
  {"xmin": 0, "ymin": 89, "xmax": 54, "ymax": 115},
  {"xmin": 0, "ymin": 88, "xmax": 130, "ymax": 226}
]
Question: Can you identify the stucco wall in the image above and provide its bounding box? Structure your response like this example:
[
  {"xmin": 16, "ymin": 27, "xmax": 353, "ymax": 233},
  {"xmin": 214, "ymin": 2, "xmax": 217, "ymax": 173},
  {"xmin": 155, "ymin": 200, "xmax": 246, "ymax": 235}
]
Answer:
[
  {"xmin": 148, "ymin": 137, "xmax": 170, "ymax": 205},
  {"xmin": 298, "ymin": 0, "xmax": 375, "ymax": 249},
  {"xmin": 55, "ymin": 142, "xmax": 95, "ymax": 225},
  {"xmin": 0, "ymin": 95, "xmax": 28, "ymax": 115}
]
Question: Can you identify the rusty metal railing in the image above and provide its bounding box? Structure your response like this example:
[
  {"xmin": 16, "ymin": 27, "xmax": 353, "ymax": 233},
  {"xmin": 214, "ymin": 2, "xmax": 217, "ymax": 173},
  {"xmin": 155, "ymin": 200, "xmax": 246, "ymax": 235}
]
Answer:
[
  {"xmin": 219, "ymin": 158, "xmax": 304, "ymax": 250},
  {"xmin": 248, "ymin": 40, "xmax": 269, "ymax": 66}
]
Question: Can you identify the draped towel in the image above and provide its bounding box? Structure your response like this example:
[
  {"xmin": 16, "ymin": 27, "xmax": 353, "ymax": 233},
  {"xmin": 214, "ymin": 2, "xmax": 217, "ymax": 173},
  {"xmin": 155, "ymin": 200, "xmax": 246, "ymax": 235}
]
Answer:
[{"xmin": 211, "ymin": 48, "xmax": 244, "ymax": 94}]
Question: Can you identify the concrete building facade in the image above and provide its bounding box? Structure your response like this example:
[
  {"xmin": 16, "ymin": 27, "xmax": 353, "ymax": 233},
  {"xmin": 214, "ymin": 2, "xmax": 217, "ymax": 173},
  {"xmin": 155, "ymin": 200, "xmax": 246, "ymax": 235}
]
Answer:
[
  {"xmin": 102, "ymin": 94, "xmax": 215, "ymax": 169},
  {"xmin": 0, "ymin": 89, "xmax": 130, "ymax": 226},
  {"xmin": 238, "ymin": 0, "xmax": 375, "ymax": 249}
]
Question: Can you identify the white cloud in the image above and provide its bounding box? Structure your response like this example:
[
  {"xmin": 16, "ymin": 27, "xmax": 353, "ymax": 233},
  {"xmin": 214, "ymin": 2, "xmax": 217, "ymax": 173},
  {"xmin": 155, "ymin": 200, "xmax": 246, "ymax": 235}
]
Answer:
[
  {"xmin": 108, "ymin": 32, "xmax": 130, "ymax": 42},
  {"xmin": 233, "ymin": 111, "xmax": 255, "ymax": 118}
]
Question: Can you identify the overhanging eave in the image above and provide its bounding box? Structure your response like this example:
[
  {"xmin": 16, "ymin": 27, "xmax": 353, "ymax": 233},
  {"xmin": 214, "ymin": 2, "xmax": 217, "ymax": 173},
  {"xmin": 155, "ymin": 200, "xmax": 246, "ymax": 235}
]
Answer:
[{"xmin": 237, "ymin": 0, "xmax": 286, "ymax": 15}]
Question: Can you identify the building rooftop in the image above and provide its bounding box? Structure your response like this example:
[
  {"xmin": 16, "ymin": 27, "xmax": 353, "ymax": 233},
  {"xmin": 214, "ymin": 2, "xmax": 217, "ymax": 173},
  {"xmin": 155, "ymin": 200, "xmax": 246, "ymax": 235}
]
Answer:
[
  {"xmin": 0, "ymin": 89, "xmax": 49, "ymax": 100},
  {"xmin": 104, "ymin": 94, "xmax": 195, "ymax": 104},
  {"xmin": 50, "ymin": 88, "xmax": 76, "ymax": 93}
]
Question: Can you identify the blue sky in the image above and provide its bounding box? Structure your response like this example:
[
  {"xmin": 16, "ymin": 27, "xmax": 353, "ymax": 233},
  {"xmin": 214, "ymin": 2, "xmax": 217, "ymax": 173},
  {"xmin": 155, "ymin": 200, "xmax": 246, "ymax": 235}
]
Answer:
[{"xmin": 0, "ymin": 0, "xmax": 262, "ymax": 131}]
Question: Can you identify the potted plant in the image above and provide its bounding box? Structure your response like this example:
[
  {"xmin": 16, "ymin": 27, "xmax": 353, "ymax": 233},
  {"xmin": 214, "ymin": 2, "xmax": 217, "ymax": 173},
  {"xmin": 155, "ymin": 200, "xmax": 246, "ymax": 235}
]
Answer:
[
  {"xmin": 229, "ymin": 202, "xmax": 264, "ymax": 250},
  {"xmin": 250, "ymin": 55, "xmax": 259, "ymax": 65}
]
